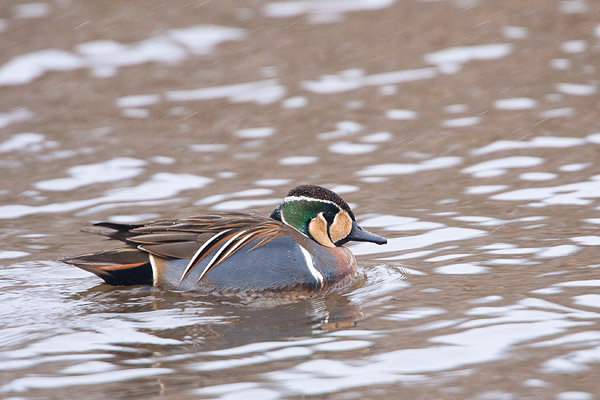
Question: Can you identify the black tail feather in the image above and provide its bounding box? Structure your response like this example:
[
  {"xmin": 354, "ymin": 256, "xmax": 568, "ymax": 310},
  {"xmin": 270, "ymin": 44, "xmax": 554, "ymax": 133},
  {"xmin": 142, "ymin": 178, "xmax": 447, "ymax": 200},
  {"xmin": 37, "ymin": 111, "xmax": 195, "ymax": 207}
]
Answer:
[{"xmin": 61, "ymin": 248, "xmax": 153, "ymax": 286}]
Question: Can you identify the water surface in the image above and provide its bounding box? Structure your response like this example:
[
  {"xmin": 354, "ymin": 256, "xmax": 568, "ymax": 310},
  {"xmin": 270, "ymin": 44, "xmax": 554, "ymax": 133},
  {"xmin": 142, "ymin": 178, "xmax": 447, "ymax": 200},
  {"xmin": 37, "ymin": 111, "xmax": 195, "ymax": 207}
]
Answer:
[{"xmin": 1, "ymin": 0, "xmax": 599, "ymax": 398}]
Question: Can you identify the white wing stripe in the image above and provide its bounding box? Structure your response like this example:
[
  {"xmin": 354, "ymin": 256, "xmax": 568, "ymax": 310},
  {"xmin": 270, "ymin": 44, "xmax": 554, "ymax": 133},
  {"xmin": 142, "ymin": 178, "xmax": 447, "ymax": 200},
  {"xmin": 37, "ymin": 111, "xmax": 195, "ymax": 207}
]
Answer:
[{"xmin": 179, "ymin": 229, "xmax": 232, "ymax": 284}]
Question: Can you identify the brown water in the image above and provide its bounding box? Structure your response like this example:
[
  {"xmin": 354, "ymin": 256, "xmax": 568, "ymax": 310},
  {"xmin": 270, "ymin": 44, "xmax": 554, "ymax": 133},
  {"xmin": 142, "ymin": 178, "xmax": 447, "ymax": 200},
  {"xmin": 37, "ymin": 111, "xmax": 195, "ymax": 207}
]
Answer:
[{"xmin": 1, "ymin": 0, "xmax": 600, "ymax": 398}]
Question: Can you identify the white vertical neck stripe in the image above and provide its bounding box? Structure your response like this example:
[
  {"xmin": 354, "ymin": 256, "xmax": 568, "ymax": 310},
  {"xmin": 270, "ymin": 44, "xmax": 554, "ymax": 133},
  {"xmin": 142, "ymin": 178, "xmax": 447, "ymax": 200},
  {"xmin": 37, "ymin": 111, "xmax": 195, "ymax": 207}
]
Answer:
[{"xmin": 298, "ymin": 245, "xmax": 324, "ymax": 288}]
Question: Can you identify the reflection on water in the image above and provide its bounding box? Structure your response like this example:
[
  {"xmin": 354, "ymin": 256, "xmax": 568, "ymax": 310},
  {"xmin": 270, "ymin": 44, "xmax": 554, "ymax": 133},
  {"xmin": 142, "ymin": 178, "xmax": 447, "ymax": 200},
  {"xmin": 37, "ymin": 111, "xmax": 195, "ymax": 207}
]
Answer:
[{"xmin": 1, "ymin": 0, "xmax": 600, "ymax": 398}]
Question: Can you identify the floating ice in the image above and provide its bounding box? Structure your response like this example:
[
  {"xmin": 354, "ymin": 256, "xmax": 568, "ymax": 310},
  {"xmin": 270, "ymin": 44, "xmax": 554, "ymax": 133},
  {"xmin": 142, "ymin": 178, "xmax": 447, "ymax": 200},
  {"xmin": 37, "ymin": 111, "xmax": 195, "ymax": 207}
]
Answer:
[
  {"xmin": 356, "ymin": 156, "xmax": 462, "ymax": 176},
  {"xmin": 167, "ymin": 79, "xmax": 285, "ymax": 105},
  {"xmin": 301, "ymin": 68, "xmax": 436, "ymax": 94},
  {"xmin": 494, "ymin": 97, "xmax": 537, "ymax": 110},
  {"xmin": 34, "ymin": 158, "xmax": 147, "ymax": 191},
  {"xmin": 462, "ymin": 156, "xmax": 543, "ymax": 177},
  {"xmin": 255, "ymin": 179, "xmax": 291, "ymax": 186}
]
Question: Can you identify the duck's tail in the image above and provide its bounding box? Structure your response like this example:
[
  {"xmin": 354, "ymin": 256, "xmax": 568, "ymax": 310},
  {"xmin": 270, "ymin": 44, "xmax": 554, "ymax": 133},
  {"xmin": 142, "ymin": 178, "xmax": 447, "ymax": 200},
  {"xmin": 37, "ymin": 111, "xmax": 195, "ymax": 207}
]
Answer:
[{"xmin": 61, "ymin": 247, "xmax": 153, "ymax": 286}]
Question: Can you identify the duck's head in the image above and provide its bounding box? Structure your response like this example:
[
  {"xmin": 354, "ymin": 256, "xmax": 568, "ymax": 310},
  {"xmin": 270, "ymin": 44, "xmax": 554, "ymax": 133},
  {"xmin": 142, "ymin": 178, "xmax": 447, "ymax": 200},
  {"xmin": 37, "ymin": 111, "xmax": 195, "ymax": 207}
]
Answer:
[{"xmin": 270, "ymin": 185, "xmax": 387, "ymax": 248}]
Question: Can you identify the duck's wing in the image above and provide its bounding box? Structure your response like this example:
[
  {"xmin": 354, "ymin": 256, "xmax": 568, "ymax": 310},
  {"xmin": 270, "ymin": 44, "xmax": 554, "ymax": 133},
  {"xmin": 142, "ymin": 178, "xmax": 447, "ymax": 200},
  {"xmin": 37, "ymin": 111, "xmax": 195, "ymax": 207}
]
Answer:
[{"xmin": 61, "ymin": 213, "xmax": 286, "ymax": 286}]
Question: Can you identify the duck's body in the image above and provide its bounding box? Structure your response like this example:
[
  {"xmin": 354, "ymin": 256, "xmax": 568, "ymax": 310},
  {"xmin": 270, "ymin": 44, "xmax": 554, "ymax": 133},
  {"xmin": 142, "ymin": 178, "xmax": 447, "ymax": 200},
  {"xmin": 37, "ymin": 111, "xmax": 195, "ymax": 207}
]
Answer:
[{"xmin": 62, "ymin": 185, "xmax": 386, "ymax": 293}]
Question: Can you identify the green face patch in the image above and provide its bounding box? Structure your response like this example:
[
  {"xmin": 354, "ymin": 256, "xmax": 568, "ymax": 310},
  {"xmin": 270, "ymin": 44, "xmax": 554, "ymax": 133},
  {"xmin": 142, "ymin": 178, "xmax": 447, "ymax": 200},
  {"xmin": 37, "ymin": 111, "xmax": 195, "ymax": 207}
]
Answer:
[{"xmin": 280, "ymin": 200, "xmax": 339, "ymax": 234}]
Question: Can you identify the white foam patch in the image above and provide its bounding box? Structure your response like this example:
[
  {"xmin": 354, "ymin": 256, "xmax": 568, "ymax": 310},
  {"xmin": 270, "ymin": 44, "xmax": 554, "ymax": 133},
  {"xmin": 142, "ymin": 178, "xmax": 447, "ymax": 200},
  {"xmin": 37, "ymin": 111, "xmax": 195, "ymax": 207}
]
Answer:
[
  {"xmin": 167, "ymin": 79, "xmax": 285, "ymax": 105},
  {"xmin": 356, "ymin": 156, "xmax": 462, "ymax": 176},
  {"xmin": 0, "ymin": 25, "xmax": 246, "ymax": 86},
  {"xmin": 301, "ymin": 68, "xmax": 436, "ymax": 94},
  {"xmin": 462, "ymin": 156, "xmax": 543, "ymax": 177}
]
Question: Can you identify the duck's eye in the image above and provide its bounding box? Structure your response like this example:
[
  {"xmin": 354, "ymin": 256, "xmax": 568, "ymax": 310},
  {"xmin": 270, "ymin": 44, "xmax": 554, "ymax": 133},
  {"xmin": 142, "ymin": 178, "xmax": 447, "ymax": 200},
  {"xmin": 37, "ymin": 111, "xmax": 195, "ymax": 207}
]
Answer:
[{"xmin": 323, "ymin": 210, "xmax": 336, "ymax": 221}]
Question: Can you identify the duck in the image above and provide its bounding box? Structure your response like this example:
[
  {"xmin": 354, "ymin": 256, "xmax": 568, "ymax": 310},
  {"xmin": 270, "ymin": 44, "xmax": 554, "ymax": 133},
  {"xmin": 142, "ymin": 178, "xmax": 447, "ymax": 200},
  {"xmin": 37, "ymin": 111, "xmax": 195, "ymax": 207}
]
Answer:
[{"xmin": 62, "ymin": 184, "xmax": 387, "ymax": 293}]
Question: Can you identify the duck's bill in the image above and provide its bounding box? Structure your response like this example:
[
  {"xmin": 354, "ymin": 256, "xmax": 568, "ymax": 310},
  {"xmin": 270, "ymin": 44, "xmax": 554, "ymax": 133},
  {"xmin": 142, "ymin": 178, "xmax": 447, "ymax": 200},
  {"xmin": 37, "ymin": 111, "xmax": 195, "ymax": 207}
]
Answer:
[{"xmin": 346, "ymin": 221, "xmax": 387, "ymax": 245}]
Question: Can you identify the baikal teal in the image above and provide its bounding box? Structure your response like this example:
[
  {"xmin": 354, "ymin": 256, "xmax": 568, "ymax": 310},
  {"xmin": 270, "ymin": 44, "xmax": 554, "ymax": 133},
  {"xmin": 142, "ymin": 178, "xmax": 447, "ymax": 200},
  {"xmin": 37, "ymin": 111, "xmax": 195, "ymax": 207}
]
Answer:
[{"xmin": 62, "ymin": 185, "xmax": 387, "ymax": 293}]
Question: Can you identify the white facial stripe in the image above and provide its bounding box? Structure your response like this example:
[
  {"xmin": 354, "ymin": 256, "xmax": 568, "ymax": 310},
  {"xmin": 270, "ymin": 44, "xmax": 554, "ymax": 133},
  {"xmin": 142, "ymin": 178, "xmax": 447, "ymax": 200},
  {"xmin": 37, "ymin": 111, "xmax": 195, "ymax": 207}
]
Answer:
[
  {"xmin": 298, "ymin": 244, "xmax": 324, "ymax": 288},
  {"xmin": 282, "ymin": 196, "xmax": 341, "ymax": 210}
]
